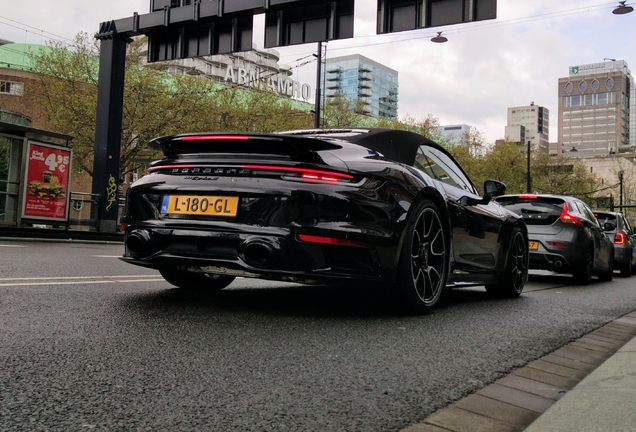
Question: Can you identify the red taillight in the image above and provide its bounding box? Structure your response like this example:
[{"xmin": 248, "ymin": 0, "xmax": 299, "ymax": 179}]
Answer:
[
  {"xmin": 547, "ymin": 241, "xmax": 566, "ymax": 248},
  {"xmin": 518, "ymin": 195, "xmax": 538, "ymax": 199},
  {"xmin": 181, "ymin": 135, "xmax": 249, "ymax": 141},
  {"xmin": 559, "ymin": 203, "xmax": 582, "ymax": 225},
  {"xmin": 297, "ymin": 234, "xmax": 371, "ymax": 249},
  {"xmin": 615, "ymin": 232, "xmax": 626, "ymax": 245},
  {"xmin": 242, "ymin": 165, "xmax": 354, "ymax": 181}
]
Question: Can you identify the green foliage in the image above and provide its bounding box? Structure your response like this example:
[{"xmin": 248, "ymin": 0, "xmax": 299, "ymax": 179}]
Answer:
[{"xmin": 29, "ymin": 33, "xmax": 313, "ymax": 180}]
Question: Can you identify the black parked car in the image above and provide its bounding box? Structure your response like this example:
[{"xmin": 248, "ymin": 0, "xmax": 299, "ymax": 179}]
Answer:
[
  {"xmin": 121, "ymin": 128, "xmax": 529, "ymax": 313},
  {"xmin": 594, "ymin": 210, "xmax": 636, "ymax": 277},
  {"xmin": 495, "ymin": 194, "xmax": 614, "ymax": 284}
]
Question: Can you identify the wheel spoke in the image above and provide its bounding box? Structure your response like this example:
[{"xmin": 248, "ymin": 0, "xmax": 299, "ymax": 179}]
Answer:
[{"xmin": 409, "ymin": 207, "xmax": 446, "ymax": 304}]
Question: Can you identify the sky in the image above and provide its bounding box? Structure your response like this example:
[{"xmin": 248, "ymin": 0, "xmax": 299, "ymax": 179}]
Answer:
[{"xmin": 1, "ymin": 0, "xmax": 635, "ymax": 144}]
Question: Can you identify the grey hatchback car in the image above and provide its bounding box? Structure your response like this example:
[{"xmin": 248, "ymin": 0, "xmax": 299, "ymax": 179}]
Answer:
[
  {"xmin": 593, "ymin": 210, "xmax": 636, "ymax": 277},
  {"xmin": 495, "ymin": 194, "xmax": 614, "ymax": 284}
]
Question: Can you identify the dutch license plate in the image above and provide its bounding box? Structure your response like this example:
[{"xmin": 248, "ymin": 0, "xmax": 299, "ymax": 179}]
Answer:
[
  {"xmin": 529, "ymin": 241, "xmax": 539, "ymax": 250},
  {"xmin": 161, "ymin": 195, "xmax": 239, "ymax": 217}
]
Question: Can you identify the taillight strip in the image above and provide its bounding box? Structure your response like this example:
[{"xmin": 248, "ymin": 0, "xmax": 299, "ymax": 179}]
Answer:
[
  {"xmin": 180, "ymin": 135, "xmax": 249, "ymax": 141},
  {"xmin": 242, "ymin": 165, "xmax": 354, "ymax": 179}
]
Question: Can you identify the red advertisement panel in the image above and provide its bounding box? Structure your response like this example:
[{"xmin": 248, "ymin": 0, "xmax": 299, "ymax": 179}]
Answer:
[{"xmin": 22, "ymin": 141, "xmax": 72, "ymax": 221}]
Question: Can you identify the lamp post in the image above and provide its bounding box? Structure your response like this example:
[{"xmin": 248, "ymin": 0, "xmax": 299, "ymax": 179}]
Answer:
[
  {"xmin": 313, "ymin": 42, "xmax": 323, "ymax": 128},
  {"xmin": 526, "ymin": 140, "xmax": 532, "ymax": 193},
  {"xmin": 619, "ymin": 170, "xmax": 624, "ymax": 208}
]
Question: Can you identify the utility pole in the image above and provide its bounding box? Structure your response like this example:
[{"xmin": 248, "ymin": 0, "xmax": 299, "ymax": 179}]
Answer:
[
  {"xmin": 526, "ymin": 140, "xmax": 532, "ymax": 193},
  {"xmin": 313, "ymin": 42, "xmax": 323, "ymax": 128},
  {"xmin": 619, "ymin": 170, "xmax": 624, "ymax": 208}
]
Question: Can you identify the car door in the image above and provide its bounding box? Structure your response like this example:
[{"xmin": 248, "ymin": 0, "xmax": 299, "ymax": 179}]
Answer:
[
  {"xmin": 575, "ymin": 200, "xmax": 612, "ymax": 270},
  {"xmin": 620, "ymin": 214, "xmax": 636, "ymax": 266},
  {"xmin": 415, "ymin": 145, "xmax": 504, "ymax": 273}
]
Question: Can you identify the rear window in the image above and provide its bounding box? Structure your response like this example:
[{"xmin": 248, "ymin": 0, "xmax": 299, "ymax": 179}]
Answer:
[
  {"xmin": 497, "ymin": 197, "xmax": 565, "ymax": 225},
  {"xmin": 595, "ymin": 213, "xmax": 617, "ymax": 225}
]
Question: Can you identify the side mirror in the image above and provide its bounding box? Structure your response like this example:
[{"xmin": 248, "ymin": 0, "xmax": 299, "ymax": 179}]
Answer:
[
  {"xmin": 484, "ymin": 180, "xmax": 506, "ymax": 197},
  {"xmin": 460, "ymin": 195, "xmax": 490, "ymax": 206}
]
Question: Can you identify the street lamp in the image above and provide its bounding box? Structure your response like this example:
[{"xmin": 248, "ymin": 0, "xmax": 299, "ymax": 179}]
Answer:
[
  {"xmin": 526, "ymin": 140, "xmax": 532, "ymax": 193},
  {"xmin": 613, "ymin": 1, "xmax": 634, "ymax": 14},
  {"xmin": 431, "ymin": 32, "xmax": 448, "ymax": 43}
]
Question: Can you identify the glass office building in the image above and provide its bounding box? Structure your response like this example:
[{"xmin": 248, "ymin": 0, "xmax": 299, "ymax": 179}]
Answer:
[{"xmin": 322, "ymin": 54, "xmax": 398, "ymax": 120}]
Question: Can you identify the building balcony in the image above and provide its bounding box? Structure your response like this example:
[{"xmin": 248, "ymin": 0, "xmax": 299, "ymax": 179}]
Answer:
[{"xmin": 358, "ymin": 64, "xmax": 372, "ymax": 72}]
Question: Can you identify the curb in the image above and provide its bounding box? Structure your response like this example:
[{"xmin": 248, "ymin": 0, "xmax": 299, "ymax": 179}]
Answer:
[{"xmin": 401, "ymin": 311, "xmax": 636, "ymax": 432}]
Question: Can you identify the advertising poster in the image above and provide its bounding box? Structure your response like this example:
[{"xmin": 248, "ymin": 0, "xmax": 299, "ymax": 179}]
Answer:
[{"xmin": 21, "ymin": 141, "xmax": 72, "ymax": 221}]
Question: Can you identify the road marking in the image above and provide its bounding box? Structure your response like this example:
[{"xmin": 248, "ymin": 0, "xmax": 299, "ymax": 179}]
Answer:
[
  {"xmin": 0, "ymin": 244, "xmax": 27, "ymax": 247},
  {"xmin": 0, "ymin": 278, "xmax": 165, "ymax": 287},
  {"xmin": 92, "ymin": 255, "xmax": 123, "ymax": 258},
  {"xmin": 1, "ymin": 275, "xmax": 159, "ymax": 281}
]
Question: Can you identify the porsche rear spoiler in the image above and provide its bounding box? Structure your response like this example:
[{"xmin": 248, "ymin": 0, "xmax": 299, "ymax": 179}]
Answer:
[{"xmin": 148, "ymin": 132, "xmax": 343, "ymax": 157}]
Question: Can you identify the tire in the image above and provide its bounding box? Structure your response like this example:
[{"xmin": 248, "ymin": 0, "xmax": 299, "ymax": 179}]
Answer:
[
  {"xmin": 395, "ymin": 199, "xmax": 449, "ymax": 314},
  {"xmin": 598, "ymin": 253, "xmax": 614, "ymax": 282},
  {"xmin": 159, "ymin": 268, "xmax": 235, "ymax": 291},
  {"xmin": 573, "ymin": 246, "xmax": 593, "ymax": 285},
  {"xmin": 485, "ymin": 227, "xmax": 528, "ymax": 298}
]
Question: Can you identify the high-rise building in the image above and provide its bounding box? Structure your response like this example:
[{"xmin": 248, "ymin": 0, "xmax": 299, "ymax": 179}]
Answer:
[
  {"xmin": 558, "ymin": 60, "xmax": 634, "ymax": 157},
  {"xmin": 322, "ymin": 54, "xmax": 398, "ymax": 120},
  {"xmin": 505, "ymin": 103, "xmax": 549, "ymax": 149},
  {"xmin": 438, "ymin": 124, "xmax": 471, "ymax": 146}
]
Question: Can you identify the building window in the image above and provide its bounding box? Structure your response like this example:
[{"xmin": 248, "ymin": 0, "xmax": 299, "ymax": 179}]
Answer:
[
  {"xmin": 579, "ymin": 81, "xmax": 587, "ymax": 92},
  {"xmin": 0, "ymin": 81, "xmax": 24, "ymax": 96},
  {"xmin": 565, "ymin": 83, "xmax": 573, "ymax": 93},
  {"xmin": 591, "ymin": 79, "xmax": 599, "ymax": 90},
  {"xmin": 606, "ymin": 78, "xmax": 614, "ymax": 89}
]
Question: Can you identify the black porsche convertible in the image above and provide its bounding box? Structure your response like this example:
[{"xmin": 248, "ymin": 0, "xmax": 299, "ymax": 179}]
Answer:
[{"xmin": 120, "ymin": 128, "xmax": 529, "ymax": 313}]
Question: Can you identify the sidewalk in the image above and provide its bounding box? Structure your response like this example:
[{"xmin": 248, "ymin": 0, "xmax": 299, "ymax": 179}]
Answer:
[
  {"xmin": 403, "ymin": 311, "xmax": 636, "ymax": 432},
  {"xmin": 524, "ymin": 313, "xmax": 636, "ymax": 432}
]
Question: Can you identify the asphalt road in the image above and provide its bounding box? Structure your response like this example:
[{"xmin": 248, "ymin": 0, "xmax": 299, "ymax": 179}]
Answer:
[{"xmin": 2, "ymin": 240, "xmax": 636, "ymax": 432}]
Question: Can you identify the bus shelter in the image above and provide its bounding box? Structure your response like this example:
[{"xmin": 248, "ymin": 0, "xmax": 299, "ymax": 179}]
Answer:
[{"xmin": 0, "ymin": 111, "xmax": 74, "ymax": 228}]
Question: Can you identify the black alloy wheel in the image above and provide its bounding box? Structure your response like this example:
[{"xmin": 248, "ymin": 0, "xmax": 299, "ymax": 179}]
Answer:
[
  {"xmin": 396, "ymin": 200, "xmax": 448, "ymax": 314},
  {"xmin": 573, "ymin": 246, "xmax": 594, "ymax": 285},
  {"xmin": 159, "ymin": 268, "xmax": 236, "ymax": 290},
  {"xmin": 485, "ymin": 227, "xmax": 528, "ymax": 298}
]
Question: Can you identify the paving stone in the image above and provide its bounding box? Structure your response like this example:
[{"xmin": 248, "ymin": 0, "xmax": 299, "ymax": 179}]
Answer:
[
  {"xmin": 477, "ymin": 383, "xmax": 555, "ymax": 413},
  {"xmin": 425, "ymin": 406, "xmax": 521, "ymax": 432},
  {"xmin": 454, "ymin": 394, "xmax": 541, "ymax": 429},
  {"xmin": 614, "ymin": 317, "xmax": 636, "ymax": 327},
  {"xmin": 526, "ymin": 359, "xmax": 588, "ymax": 381},
  {"xmin": 580, "ymin": 334, "xmax": 625, "ymax": 349},
  {"xmin": 400, "ymin": 422, "xmax": 451, "ymax": 432},
  {"xmin": 589, "ymin": 330, "xmax": 634, "ymax": 342},
  {"xmin": 495, "ymin": 375, "xmax": 567, "ymax": 401},
  {"xmin": 539, "ymin": 354, "xmax": 598, "ymax": 374},
  {"xmin": 551, "ymin": 345, "xmax": 610, "ymax": 365},
  {"xmin": 570, "ymin": 340, "xmax": 615, "ymax": 354},
  {"xmin": 602, "ymin": 321, "xmax": 636, "ymax": 336},
  {"xmin": 512, "ymin": 366, "xmax": 579, "ymax": 389}
]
